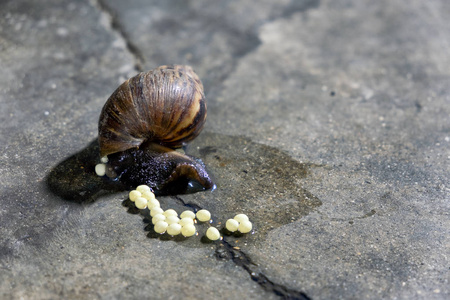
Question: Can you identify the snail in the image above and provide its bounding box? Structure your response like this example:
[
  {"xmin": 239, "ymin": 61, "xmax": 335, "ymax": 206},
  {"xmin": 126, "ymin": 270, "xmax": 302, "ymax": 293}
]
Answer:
[{"xmin": 97, "ymin": 65, "xmax": 213, "ymax": 195}]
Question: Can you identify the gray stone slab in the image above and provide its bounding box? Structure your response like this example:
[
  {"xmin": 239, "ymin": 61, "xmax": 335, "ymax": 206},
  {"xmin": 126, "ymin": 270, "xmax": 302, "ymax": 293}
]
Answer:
[
  {"xmin": 1, "ymin": 0, "xmax": 449, "ymax": 299},
  {"xmin": 0, "ymin": 0, "xmax": 275, "ymax": 299}
]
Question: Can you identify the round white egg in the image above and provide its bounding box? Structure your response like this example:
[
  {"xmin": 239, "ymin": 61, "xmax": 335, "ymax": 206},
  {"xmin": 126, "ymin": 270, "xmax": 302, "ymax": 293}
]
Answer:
[
  {"xmin": 181, "ymin": 224, "xmax": 196, "ymax": 237},
  {"xmin": 167, "ymin": 223, "xmax": 182, "ymax": 236},
  {"xmin": 135, "ymin": 197, "xmax": 148, "ymax": 209},
  {"xmin": 206, "ymin": 227, "xmax": 221, "ymax": 240},
  {"xmin": 152, "ymin": 214, "xmax": 166, "ymax": 225},
  {"xmin": 150, "ymin": 207, "xmax": 164, "ymax": 217},
  {"xmin": 128, "ymin": 190, "xmax": 141, "ymax": 202},
  {"xmin": 196, "ymin": 209, "xmax": 211, "ymax": 222},
  {"xmin": 225, "ymin": 219, "xmax": 239, "ymax": 232},
  {"xmin": 163, "ymin": 209, "xmax": 178, "ymax": 218},
  {"xmin": 234, "ymin": 214, "xmax": 249, "ymax": 223},
  {"xmin": 238, "ymin": 220, "xmax": 252, "ymax": 233},
  {"xmin": 154, "ymin": 221, "xmax": 168, "ymax": 234},
  {"xmin": 136, "ymin": 185, "xmax": 151, "ymax": 194},
  {"xmin": 180, "ymin": 210, "xmax": 196, "ymax": 219},
  {"xmin": 95, "ymin": 164, "xmax": 106, "ymax": 176}
]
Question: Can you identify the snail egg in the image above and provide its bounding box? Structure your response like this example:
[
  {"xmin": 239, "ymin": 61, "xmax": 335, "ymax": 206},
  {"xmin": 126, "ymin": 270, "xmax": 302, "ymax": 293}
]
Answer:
[
  {"xmin": 178, "ymin": 218, "xmax": 194, "ymax": 226},
  {"xmin": 163, "ymin": 209, "xmax": 178, "ymax": 218},
  {"xmin": 142, "ymin": 190, "xmax": 156, "ymax": 201},
  {"xmin": 152, "ymin": 214, "xmax": 166, "ymax": 225},
  {"xmin": 136, "ymin": 185, "xmax": 151, "ymax": 194},
  {"xmin": 238, "ymin": 220, "xmax": 253, "ymax": 233},
  {"xmin": 167, "ymin": 223, "xmax": 182, "ymax": 236},
  {"xmin": 181, "ymin": 224, "xmax": 196, "ymax": 237},
  {"xmin": 206, "ymin": 227, "xmax": 221, "ymax": 241},
  {"xmin": 150, "ymin": 207, "xmax": 164, "ymax": 217},
  {"xmin": 147, "ymin": 198, "xmax": 160, "ymax": 210},
  {"xmin": 154, "ymin": 221, "xmax": 168, "ymax": 234},
  {"xmin": 100, "ymin": 156, "xmax": 109, "ymax": 163},
  {"xmin": 95, "ymin": 163, "xmax": 106, "ymax": 176},
  {"xmin": 128, "ymin": 190, "xmax": 141, "ymax": 202},
  {"xmin": 234, "ymin": 214, "xmax": 249, "ymax": 223},
  {"xmin": 180, "ymin": 210, "xmax": 196, "ymax": 219},
  {"xmin": 225, "ymin": 219, "xmax": 239, "ymax": 232},
  {"xmin": 196, "ymin": 209, "xmax": 211, "ymax": 222},
  {"xmin": 166, "ymin": 215, "xmax": 180, "ymax": 225},
  {"xmin": 179, "ymin": 217, "xmax": 194, "ymax": 227},
  {"xmin": 135, "ymin": 197, "xmax": 148, "ymax": 209}
]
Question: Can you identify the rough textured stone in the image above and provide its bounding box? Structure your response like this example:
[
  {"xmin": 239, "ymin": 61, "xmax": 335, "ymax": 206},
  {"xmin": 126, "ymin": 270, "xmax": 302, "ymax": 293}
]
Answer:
[{"xmin": 1, "ymin": 0, "xmax": 449, "ymax": 299}]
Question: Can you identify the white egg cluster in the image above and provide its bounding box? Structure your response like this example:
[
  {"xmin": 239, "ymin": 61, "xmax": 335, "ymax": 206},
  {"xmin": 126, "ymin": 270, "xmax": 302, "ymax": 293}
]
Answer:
[
  {"xmin": 128, "ymin": 185, "xmax": 159, "ymax": 210},
  {"xmin": 126, "ymin": 184, "xmax": 253, "ymax": 241},
  {"xmin": 127, "ymin": 185, "xmax": 199, "ymax": 238},
  {"xmin": 226, "ymin": 214, "xmax": 253, "ymax": 233}
]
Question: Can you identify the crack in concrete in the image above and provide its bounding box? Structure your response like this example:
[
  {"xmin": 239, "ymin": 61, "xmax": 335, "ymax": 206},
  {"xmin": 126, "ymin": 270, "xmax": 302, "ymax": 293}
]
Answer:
[
  {"xmin": 172, "ymin": 196, "xmax": 311, "ymax": 300},
  {"xmin": 93, "ymin": 0, "xmax": 145, "ymax": 72},
  {"xmin": 279, "ymin": 0, "xmax": 320, "ymax": 19},
  {"xmin": 92, "ymin": 0, "xmax": 320, "ymax": 96},
  {"xmin": 217, "ymin": 240, "xmax": 311, "ymax": 300}
]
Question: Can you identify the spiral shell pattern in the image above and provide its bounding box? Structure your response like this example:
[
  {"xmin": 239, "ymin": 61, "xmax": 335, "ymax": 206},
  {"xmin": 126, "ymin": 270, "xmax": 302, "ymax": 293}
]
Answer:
[{"xmin": 98, "ymin": 65, "xmax": 207, "ymax": 157}]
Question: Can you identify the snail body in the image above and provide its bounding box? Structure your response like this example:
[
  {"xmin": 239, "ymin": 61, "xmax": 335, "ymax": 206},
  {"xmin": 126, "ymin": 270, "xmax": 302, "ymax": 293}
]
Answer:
[{"xmin": 98, "ymin": 65, "xmax": 213, "ymax": 194}]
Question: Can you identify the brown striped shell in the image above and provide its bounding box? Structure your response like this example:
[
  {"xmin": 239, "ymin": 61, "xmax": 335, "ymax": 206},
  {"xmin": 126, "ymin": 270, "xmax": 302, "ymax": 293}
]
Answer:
[{"xmin": 98, "ymin": 65, "xmax": 206, "ymax": 157}]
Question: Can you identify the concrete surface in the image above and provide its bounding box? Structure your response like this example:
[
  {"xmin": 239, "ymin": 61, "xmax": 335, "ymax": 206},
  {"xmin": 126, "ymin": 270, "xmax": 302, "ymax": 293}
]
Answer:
[{"xmin": 1, "ymin": 0, "xmax": 449, "ymax": 299}]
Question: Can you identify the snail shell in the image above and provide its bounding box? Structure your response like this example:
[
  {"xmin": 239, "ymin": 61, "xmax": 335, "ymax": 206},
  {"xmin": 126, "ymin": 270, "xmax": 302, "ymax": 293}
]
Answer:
[
  {"xmin": 99, "ymin": 65, "xmax": 206, "ymax": 157},
  {"xmin": 98, "ymin": 65, "xmax": 213, "ymax": 194}
]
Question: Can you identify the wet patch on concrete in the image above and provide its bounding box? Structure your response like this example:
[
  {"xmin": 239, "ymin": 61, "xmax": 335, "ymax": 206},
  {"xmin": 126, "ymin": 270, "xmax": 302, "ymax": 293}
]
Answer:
[
  {"xmin": 47, "ymin": 132, "xmax": 322, "ymax": 224},
  {"xmin": 185, "ymin": 132, "xmax": 322, "ymax": 238}
]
